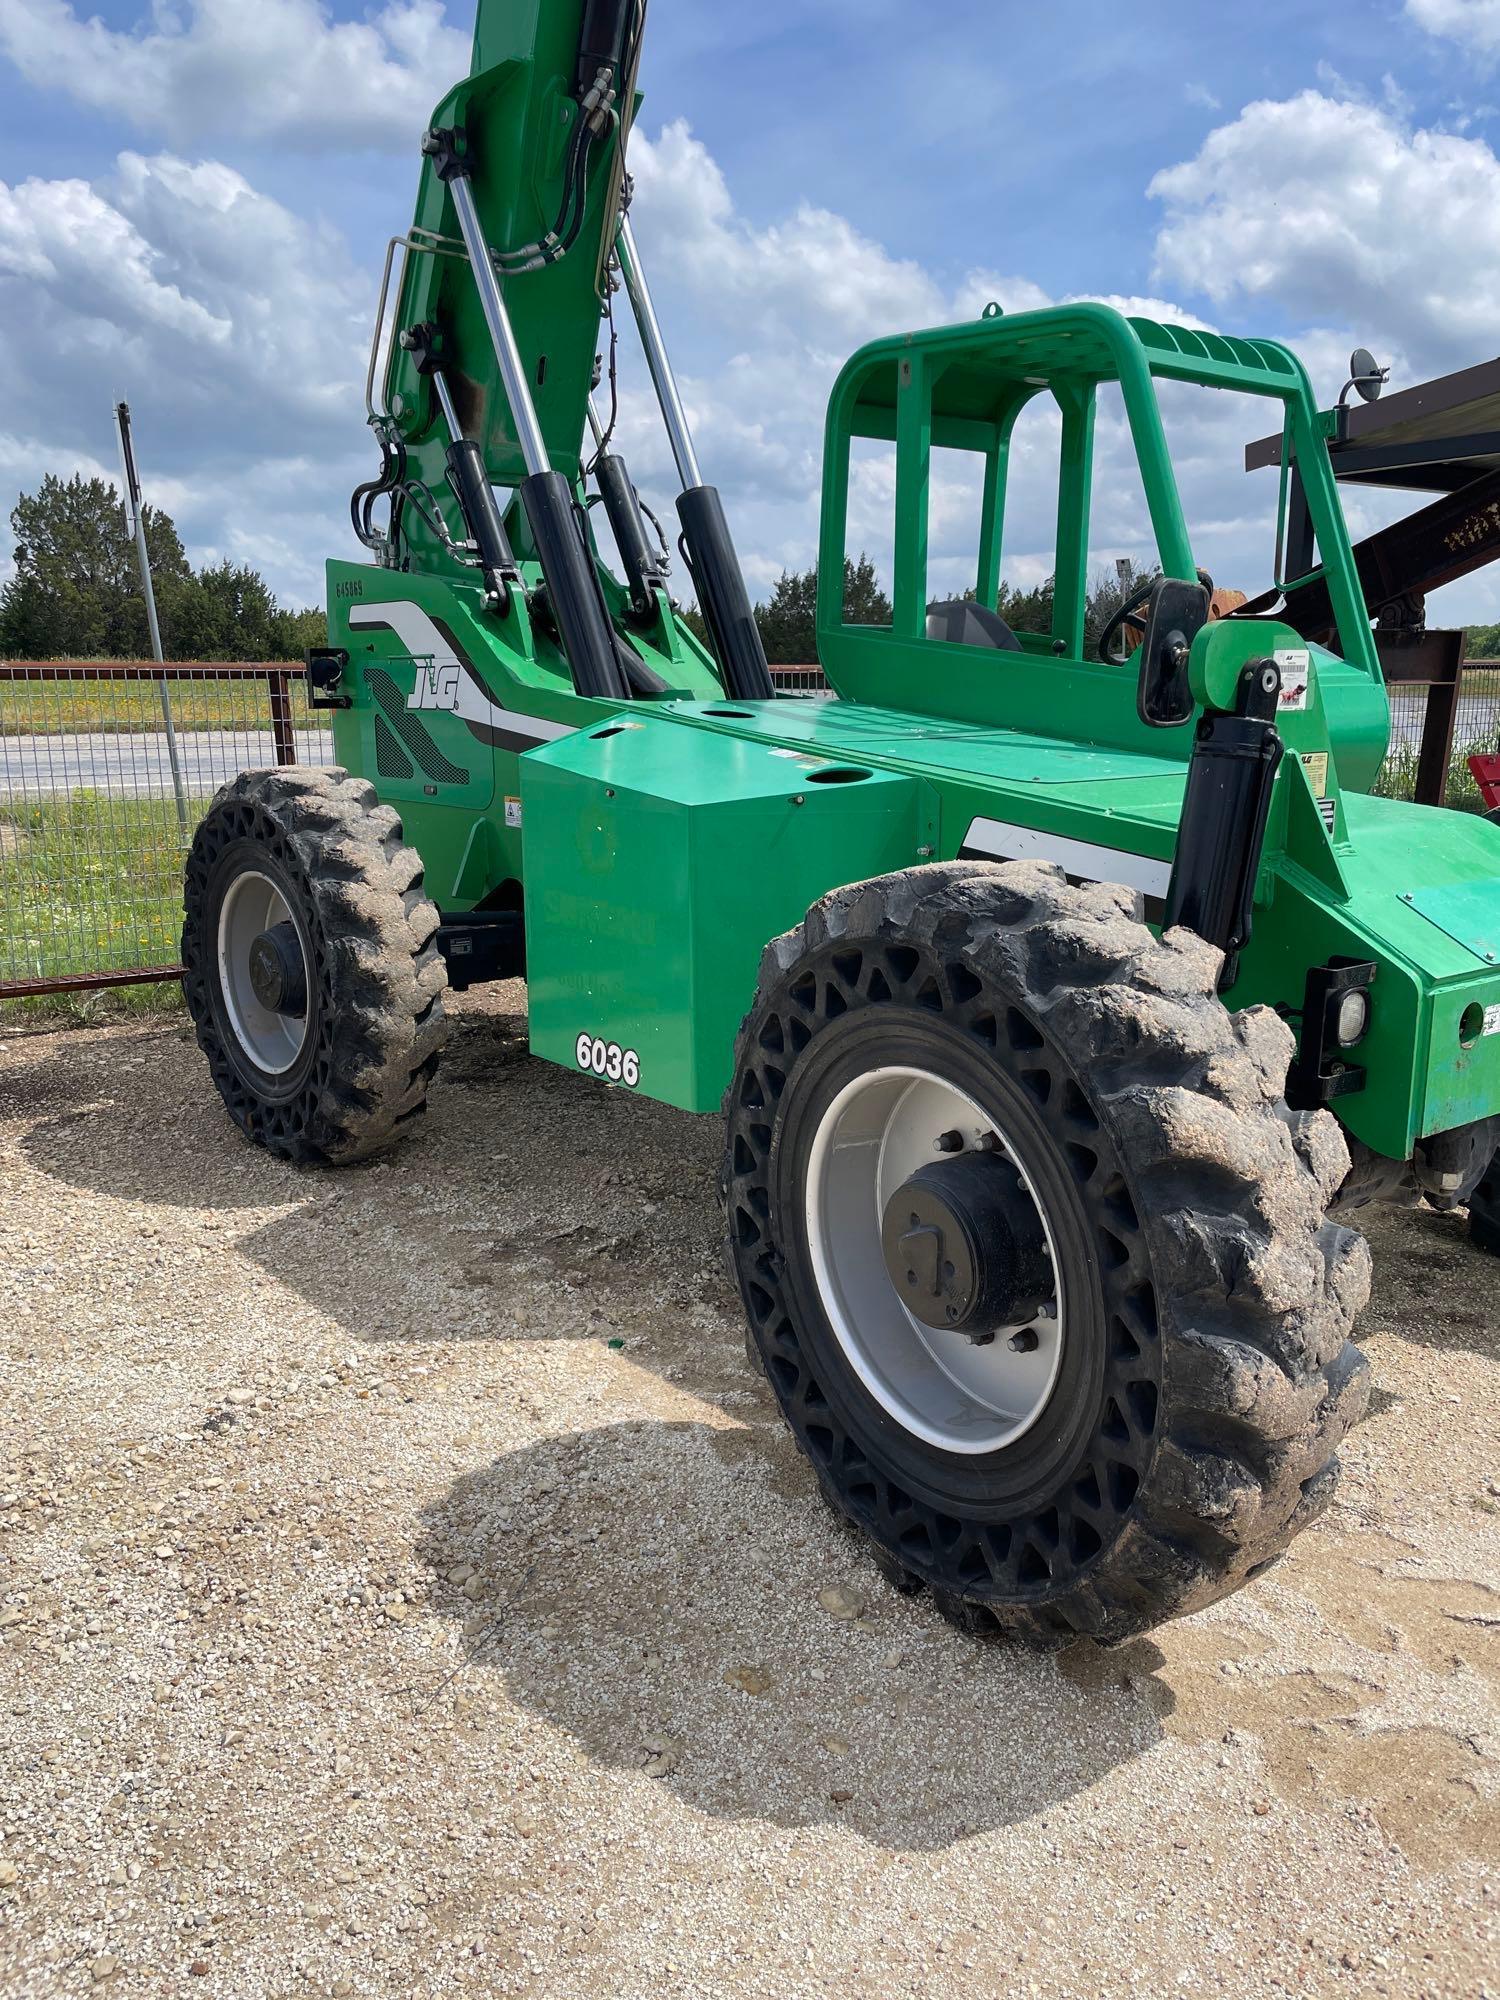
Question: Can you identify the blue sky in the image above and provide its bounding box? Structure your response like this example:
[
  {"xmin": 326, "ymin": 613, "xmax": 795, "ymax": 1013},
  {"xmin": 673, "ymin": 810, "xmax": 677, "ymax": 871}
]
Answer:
[{"xmin": 4, "ymin": 0, "xmax": 1500, "ymax": 624}]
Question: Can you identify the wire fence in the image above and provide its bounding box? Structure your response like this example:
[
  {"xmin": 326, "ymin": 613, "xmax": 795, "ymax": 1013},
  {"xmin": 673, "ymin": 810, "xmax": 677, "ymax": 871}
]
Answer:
[
  {"xmin": 0, "ymin": 661, "xmax": 825, "ymax": 1009},
  {"xmin": 0, "ymin": 665, "xmax": 333, "ymax": 1001},
  {"xmin": 1377, "ymin": 661, "xmax": 1500, "ymax": 811},
  {"xmin": 1, "ymin": 647, "xmax": 1486, "ymax": 1009}
]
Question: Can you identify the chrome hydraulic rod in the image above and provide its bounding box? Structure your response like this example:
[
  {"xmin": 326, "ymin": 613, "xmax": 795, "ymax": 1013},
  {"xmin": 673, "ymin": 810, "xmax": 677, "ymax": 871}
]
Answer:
[
  {"xmin": 616, "ymin": 214, "xmax": 773, "ymax": 700},
  {"xmin": 428, "ymin": 366, "xmax": 520, "ymax": 609},
  {"xmin": 616, "ymin": 214, "xmax": 703, "ymax": 491},
  {"xmin": 447, "ymin": 173, "xmax": 552, "ymax": 480},
  {"xmin": 433, "ymin": 145, "xmax": 628, "ymax": 699},
  {"xmin": 431, "ymin": 369, "xmax": 464, "ymax": 442}
]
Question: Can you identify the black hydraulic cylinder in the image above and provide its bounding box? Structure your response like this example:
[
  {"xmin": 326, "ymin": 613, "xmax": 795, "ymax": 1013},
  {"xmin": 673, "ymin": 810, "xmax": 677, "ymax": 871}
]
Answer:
[
  {"xmin": 677, "ymin": 484, "xmax": 776, "ymax": 701},
  {"xmin": 1162, "ymin": 660, "xmax": 1284, "ymax": 990},
  {"xmin": 577, "ymin": 0, "xmax": 635, "ymax": 94},
  {"xmin": 595, "ymin": 452, "xmax": 662, "ymax": 619},
  {"xmin": 445, "ymin": 437, "xmax": 519, "ymax": 601},
  {"xmin": 520, "ymin": 470, "xmax": 631, "ymax": 701}
]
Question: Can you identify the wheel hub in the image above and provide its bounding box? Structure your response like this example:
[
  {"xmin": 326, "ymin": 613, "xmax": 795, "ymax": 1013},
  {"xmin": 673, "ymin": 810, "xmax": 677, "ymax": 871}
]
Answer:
[
  {"xmin": 803, "ymin": 1065, "xmax": 1066, "ymax": 1454},
  {"xmin": 247, "ymin": 921, "xmax": 307, "ymax": 1017},
  {"xmin": 215, "ymin": 867, "xmax": 313, "ymax": 1077},
  {"xmin": 880, "ymin": 1153, "xmax": 1053, "ymax": 1339}
]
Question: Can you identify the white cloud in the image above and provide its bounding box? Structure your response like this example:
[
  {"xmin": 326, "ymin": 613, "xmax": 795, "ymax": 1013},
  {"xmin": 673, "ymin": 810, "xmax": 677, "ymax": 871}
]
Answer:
[
  {"xmin": 628, "ymin": 120, "xmax": 949, "ymax": 360},
  {"xmin": 1406, "ymin": 0, "xmax": 1500, "ymax": 58},
  {"xmin": 1149, "ymin": 89, "xmax": 1500, "ymax": 379},
  {"xmin": 6, "ymin": 100, "xmax": 1499, "ymax": 629},
  {"xmin": 0, "ymin": 151, "xmax": 370, "ymax": 429},
  {"xmin": 622, "ymin": 121, "xmax": 1229, "ymax": 604},
  {"xmin": 0, "ymin": 0, "xmax": 469, "ymax": 150},
  {"xmin": 0, "ymin": 149, "xmax": 375, "ymax": 607}
]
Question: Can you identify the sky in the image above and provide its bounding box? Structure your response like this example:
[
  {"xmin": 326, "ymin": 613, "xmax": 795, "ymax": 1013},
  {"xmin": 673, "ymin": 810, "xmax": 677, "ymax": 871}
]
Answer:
[{"xmin": 4, "ymin": 0, "xmax": 1500, "ymax": 628}]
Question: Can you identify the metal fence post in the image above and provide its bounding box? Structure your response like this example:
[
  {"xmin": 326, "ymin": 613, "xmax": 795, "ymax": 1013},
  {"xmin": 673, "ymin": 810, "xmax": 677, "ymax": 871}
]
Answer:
[
  {"xmin": 114, "ymin": 402, "xmax": 189, "ymax": 827},
  {"xmin": 269, "ymin": 671, "xmax": 296, "ymax": 766}
]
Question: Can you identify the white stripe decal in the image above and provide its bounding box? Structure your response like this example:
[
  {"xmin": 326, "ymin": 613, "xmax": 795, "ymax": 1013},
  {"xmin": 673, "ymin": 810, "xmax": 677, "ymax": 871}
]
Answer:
[
  {"xmin": 347, "ymin": 600, "xmax": 573, "ymax": 743},
  {"xmin": 963, "ymin": 816, "xmax": 1172, "ymax": 899}
]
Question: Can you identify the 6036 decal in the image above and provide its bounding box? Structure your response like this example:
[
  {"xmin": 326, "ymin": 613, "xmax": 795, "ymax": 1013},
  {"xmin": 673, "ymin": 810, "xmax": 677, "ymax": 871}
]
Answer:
[{"xmin": 574, "ymin": 1032, "xmax": 640, "ymax": 1087}]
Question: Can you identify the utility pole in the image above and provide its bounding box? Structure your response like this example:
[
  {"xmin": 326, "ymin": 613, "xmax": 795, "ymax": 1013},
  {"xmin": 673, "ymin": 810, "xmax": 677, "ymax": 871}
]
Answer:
[{"xmin": 114, "ymin": 401, "xmax": 187, "ymax": 826}]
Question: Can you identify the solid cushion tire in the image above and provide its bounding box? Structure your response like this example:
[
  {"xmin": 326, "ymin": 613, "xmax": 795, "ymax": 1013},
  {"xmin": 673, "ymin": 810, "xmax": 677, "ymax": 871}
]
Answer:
[{"xmin": 722, "ymin": 860, "xmax": 1372, "ymax": 1647}]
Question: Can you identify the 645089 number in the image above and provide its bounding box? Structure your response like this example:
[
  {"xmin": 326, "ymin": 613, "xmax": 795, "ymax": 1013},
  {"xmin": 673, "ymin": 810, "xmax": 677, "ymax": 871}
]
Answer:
[{"xmin": 574, "ymin": 1032, "xmax": 640, "ymax": 1088}]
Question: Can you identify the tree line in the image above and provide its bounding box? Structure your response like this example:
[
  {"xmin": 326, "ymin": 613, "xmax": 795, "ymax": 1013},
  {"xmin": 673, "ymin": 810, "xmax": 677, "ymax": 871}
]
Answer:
[
  {"xmin": 13, "ymin": 472, "xmax": 1496, "ymax": 669},
  {"xmin": 0, "ymin": 475, "xmax": 325, "ymax": 661},
  {"xmin": 725, "ymin": 553, "xmax": 1156, "ymax": 663}
]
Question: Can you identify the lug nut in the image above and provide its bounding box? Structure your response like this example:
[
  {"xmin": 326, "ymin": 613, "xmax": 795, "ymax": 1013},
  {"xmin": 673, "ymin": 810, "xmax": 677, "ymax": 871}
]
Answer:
[
  {"xmin": 1008, "ymin": 1327, "xmax": 1039, "ymax": 1353},
  {"xmin": 934, "ymin": 1129, "xmax": 964, "ymax": 1154}
]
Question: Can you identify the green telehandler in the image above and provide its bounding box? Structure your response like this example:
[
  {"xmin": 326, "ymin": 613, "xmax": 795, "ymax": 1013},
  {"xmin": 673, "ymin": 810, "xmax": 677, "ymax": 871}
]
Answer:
[{"xmin": 182, "ymin": 0, "xmax": 1500, "ymax": 1648}]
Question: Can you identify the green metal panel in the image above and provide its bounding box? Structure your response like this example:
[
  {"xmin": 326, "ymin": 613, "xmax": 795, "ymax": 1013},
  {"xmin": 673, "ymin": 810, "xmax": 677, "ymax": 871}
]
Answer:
[
  {"xmin": 591, "ymin": 696, "xmax": 1500, "ymax": 1159},
  {"xmin": 375, "ymin": 0, "xmax": 639, "ymax": 575},
  {"xmin": 521, "ymin": 716, "xmax": 932, "ymax": 1110},
  {"xmin": 324, "ymin": 557, "xmax": 726, "ymax": 905},
  {"xmin": 1406, "ymin": 879, "xmax": 1500, "ymax": 965}
]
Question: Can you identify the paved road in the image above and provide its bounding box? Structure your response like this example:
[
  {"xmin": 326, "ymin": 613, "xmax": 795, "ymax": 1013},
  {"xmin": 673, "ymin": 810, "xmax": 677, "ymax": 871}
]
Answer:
[
  {"xmin": 0, "ymin": 729, "xmax": 331, "ymax": 800},
  {"xmin": 0, "ymin": 700, "xmax": 1492, "ymax": 799}
]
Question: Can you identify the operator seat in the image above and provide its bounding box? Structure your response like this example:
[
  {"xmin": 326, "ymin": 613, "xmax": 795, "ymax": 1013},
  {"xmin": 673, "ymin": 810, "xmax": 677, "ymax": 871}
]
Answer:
[{"xmin": 926, "ymin": 599, "xmax": 1022, "ymax": 650}]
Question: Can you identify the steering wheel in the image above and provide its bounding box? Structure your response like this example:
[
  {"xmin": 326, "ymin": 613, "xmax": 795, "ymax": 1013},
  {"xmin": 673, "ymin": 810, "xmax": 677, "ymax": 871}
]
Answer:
[
  {"xmin": 1097, "ymin": 577, "xmax": 1159, "ymax": 665},
  {"xmin": 1098, "ymin": 569, "xmax": 1215, "ymax": 665}
]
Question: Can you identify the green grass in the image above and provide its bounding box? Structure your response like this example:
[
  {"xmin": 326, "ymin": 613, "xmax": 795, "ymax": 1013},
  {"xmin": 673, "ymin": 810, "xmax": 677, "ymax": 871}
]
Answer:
[
  {"xmin": 0, "ymin": 675, "xmax": 316, "ymax": 736},
  {"xmin": 1372, "ymin": 734, "xmax": 1493, "ymax": 811},
  {"xmin": 0, "ymin": 788, "xmax": 200, "ymax": 1022},
  {"xmin": 4, "ymin": 702, "xmax": 1495, "ymax": 1028}
]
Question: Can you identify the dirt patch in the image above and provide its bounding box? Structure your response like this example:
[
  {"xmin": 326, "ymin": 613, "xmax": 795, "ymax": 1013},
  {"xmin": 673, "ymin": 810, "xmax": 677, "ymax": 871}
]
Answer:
[{"xmin": 0, "ymin": 989, "xmax": 1495, "ymax": 1999}]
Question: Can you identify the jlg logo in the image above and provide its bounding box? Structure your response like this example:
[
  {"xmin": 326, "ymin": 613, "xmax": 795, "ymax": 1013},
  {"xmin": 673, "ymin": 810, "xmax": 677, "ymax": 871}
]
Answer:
[{"xmin": 408, "ymin": 663, "xmax": 461, "ymax": 712}]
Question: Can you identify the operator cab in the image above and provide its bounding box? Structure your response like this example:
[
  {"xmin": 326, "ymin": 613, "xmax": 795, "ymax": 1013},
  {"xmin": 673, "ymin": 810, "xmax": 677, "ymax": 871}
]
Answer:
[{"xmin": 815, "ymin": 301, "xmax": 1383, "ymax": 762}]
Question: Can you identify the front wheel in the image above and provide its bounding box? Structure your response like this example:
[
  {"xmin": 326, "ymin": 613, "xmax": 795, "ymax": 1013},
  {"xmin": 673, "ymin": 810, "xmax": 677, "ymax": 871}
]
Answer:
[
  {"xmin": 182, "ymin": 766, "xmax": 447, "ymax": 1164},
  {"xmin": 723, "ymin": 861, "xmax": 1371, "ymax": 1647}
]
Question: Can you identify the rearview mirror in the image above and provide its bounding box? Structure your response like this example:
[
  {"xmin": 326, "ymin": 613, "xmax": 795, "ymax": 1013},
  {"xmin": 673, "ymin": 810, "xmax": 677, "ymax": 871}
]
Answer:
[{"xmin": 1136, "ymin": 578, "xmax": 1210, "ymax": 728}]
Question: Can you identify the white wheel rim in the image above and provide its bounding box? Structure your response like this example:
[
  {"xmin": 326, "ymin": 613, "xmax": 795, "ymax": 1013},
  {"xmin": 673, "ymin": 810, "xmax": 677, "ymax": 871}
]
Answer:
[
  {"xmin": 215, "ymin": 869, "xmax": 311, "ymax": 1076},
  {"xmin": 804, "ymin": 1065, "xmax": 1065, "ymax": 1454}
]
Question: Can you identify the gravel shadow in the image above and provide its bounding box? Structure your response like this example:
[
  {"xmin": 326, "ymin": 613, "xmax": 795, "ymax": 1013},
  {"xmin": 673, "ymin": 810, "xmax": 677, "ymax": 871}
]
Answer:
[{"xmin": 411, "ymin": 1418, "xmax": 1176, "ymax": 1844}]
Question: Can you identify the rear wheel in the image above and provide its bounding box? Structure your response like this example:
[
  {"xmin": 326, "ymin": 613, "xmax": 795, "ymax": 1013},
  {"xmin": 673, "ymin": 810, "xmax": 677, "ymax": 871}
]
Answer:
[
  {"xmin": 723, "ymin": 861, "xmax": 1371, "ymax": 1646},
  {"xmin": 182, "ymin": 766, "xmax": 447, "ymax": 1164},
  {"xmin": 1470, "ymin": 1152, "xmax": 1500, "ymax": 1256}
]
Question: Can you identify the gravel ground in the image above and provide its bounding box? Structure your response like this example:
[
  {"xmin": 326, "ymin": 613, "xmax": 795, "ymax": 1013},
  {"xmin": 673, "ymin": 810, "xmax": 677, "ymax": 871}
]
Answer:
[{"xmin": 1, "ymin": 988, "xmax": 1496, "ymax": 2000}]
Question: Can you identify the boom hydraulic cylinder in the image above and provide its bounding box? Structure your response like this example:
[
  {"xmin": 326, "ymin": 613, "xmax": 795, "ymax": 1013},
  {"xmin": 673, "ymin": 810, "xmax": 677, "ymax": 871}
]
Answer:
[
  {"xmin": 431, "ymin": 134, "xmax": 630, "ymax": 702},
  {"xmin": 616, "ymin": 216, "xmax": 775, "ymax": 701},
  {"xmin": 432, "ymin": 368, "xmax": 521, "ymax": 608},
  {"xmin": 592, "ymin": 435, "xmax": 664, "ymax": 621}
]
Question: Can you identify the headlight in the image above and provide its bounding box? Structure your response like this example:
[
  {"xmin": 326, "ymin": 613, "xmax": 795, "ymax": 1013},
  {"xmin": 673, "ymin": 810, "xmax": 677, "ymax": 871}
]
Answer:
[{"xmin": 1334, "ymin": 988, "xmax": 1371, "ymax": 1048}]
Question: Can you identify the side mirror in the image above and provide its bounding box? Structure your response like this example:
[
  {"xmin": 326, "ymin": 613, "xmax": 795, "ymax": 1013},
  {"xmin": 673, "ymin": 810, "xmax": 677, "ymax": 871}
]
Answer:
[{"xmin": 1136, "ymin": 578, "xmax": 1210, "ymax": 728}]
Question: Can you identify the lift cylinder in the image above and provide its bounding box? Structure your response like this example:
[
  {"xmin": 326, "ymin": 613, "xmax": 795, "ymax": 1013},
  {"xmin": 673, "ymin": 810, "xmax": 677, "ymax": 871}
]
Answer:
[
  {"xmin": 595, "ymin": 453, "xmax": 661, "ymax": 619},
  {"xmin": 1163, "ymin": 660, "xmax": 1284, "ymax": 989},
  {"xmin": 677, "ymin": 484, "xmax": 776, "ymax": 701},
  {"xmin": 520, "ymin": 470, "xmax": 631, "ymax": 701},
  {"xmin": 445, "ymin": 436, "xmax": 518, "ymax": 598}
]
